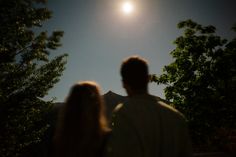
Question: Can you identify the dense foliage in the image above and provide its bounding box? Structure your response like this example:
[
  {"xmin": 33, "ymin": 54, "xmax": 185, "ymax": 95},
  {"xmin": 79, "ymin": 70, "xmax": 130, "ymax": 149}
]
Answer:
[
  {"xmin": 151, "ymin": 20, "xmax": 236, "ymax": 149},
  {"xmin": 0, "ymin": 0, "xmax": 67, "ymax": 156}
]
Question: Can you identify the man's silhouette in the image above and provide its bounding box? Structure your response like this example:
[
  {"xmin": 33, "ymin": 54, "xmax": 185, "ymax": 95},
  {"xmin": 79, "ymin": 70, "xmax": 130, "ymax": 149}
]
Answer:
[{"xmin": 107, "ymin": 56, "xmax": 192, "ymax": 157}]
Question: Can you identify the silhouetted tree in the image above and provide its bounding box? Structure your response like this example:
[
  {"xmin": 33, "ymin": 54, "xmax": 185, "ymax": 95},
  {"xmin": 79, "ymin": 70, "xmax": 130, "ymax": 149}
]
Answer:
[
  {"xmin": 0, "ymin": 0, "xmax": 67, "ymax": 156},
  {"xmin": 151, "ymin": 20, "xmax": 236, "ymax": 149}
]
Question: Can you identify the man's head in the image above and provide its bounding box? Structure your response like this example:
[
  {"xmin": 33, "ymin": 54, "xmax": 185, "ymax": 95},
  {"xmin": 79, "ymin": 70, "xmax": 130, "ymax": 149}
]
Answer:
[{"xmin": 120, "ymin": 56, "xmax": 149, "ymax": 94}]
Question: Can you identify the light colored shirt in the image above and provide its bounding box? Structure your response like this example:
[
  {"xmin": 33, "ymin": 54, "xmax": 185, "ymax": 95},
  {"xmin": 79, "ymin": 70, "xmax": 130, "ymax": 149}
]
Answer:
[{"xmin": 106, "ymin": 94, "xmax": 192, "ymax": 157}]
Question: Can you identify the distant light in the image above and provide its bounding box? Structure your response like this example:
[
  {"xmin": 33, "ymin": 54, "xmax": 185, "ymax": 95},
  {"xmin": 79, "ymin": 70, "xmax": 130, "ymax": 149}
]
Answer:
[{"xmin": 122, "ymin": 1, "xmax": 134, "ymax": 14}]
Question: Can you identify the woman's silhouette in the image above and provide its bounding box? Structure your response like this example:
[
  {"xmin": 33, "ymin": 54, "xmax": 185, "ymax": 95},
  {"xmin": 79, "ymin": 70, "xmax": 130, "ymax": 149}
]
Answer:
[{"xmin": 52, "ymin": 81, "xmax": 110, "ymax": 157}]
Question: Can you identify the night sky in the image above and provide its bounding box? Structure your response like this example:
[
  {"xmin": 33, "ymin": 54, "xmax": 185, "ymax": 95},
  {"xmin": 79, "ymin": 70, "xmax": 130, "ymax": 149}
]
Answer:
[{"xmin": 42, "ymin": 0, "xmax": 236, "ymax": 102}]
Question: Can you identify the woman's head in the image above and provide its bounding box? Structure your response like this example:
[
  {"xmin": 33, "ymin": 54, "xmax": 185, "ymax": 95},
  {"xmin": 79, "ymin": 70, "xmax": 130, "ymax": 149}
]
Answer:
[
  {"xmin": 63, "ymin": 81, "xmax": 107, "ymax": 133},
  {"xmin": 53, "ymin": 81, "xmax": 109, "ymax": 157}
]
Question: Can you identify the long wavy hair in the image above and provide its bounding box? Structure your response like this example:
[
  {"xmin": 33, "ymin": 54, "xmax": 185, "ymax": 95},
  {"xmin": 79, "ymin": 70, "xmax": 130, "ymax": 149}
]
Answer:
[{"xmin": 52, "ymin": 81, "xmax": 109, "ymax": 157}]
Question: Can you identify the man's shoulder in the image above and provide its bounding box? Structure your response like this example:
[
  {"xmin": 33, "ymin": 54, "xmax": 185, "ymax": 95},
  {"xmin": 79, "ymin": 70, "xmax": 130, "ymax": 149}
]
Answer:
[
  {"xmin": 155, "ymin": 98, "xmax": 186, "ymax": 121},
  {"xmin": 156, "ymin": 98, "xmax": 178, "ymax": 112},
  {"xmin": 138, "ymin": 94, "xmax": 185, "ymax": 120},
  {"xmin": 113, "ymin": 94, "xmax": 185, "ymax": 120}
]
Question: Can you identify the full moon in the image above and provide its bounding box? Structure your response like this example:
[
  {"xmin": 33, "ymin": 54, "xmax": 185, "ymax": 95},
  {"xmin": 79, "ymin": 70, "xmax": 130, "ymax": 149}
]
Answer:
[{"xmin": 122, "ymin": 2, "xmax": 134, "ymax": 14}]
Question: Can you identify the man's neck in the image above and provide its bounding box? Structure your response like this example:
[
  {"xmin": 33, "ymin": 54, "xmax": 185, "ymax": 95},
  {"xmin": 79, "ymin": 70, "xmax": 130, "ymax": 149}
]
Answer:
[{"xmin": 128, "ymin": 89, "xmax": 148, "ymax": 97}]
